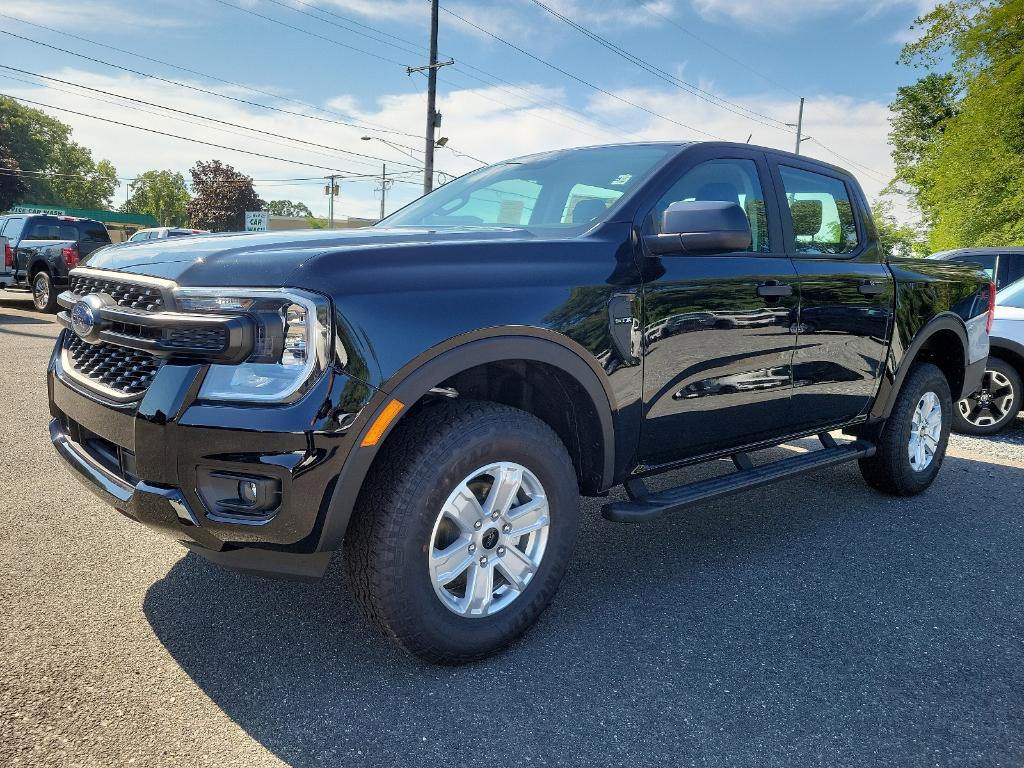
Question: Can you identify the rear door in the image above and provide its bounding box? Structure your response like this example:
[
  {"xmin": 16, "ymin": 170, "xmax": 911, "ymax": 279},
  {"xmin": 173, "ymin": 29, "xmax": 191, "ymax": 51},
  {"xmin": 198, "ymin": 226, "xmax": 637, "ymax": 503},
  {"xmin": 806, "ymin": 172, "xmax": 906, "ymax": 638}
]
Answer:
[
  {"xmin": 637, "ymin": 146, "xmax": 799, "ymax": 465},
  {"xmin": 767, "ymin": 156, "xmax": 894, "ymax": 430}
]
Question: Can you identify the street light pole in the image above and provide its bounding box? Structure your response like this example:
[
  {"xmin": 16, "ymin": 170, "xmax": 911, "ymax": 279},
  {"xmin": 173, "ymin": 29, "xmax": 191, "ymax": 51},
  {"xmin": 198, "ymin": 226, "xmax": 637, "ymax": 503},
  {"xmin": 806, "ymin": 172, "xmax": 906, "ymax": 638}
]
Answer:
[{"xmin": 406, "ymin": 0, "xmax": 453, "ymax": 195}]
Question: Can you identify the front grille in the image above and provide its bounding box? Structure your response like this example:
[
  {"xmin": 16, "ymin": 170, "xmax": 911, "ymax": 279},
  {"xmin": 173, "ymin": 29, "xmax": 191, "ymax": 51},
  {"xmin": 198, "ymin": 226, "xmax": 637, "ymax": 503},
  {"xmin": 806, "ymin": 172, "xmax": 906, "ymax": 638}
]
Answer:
[
  {"xmin": 69, "ymin": 274, "xmax": 166, "ymax": 311},
  {"xmin": 166, "ymin": 326, "xmax": 228, "ymax": 351},
  {"xmin": 64, "ymin": 333, "xmax": 163, "ymax": 398}
]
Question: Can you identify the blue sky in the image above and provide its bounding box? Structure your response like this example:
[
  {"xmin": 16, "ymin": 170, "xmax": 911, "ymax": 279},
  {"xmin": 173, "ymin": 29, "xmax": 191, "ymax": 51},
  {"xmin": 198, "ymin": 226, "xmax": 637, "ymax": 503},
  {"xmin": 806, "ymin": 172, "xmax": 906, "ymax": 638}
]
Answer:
[{"xmin": 0, "ymin": 0, "xmax": 939, "ymax": 220}]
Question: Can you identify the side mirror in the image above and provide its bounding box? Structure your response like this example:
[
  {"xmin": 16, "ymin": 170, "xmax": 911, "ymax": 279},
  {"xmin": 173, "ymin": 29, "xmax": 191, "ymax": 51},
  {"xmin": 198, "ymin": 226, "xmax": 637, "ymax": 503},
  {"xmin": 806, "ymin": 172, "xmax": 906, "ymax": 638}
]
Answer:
[{"xmin": 644, "ymin": 200, "xmax": 752, "ymax": 255}]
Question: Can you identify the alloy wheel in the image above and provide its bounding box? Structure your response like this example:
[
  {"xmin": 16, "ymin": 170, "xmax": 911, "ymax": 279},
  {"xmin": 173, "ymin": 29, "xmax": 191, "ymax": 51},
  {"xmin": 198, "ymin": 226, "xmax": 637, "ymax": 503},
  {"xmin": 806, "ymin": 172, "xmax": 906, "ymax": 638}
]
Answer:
[
  {"xmin": 908, "ymin": 390, "xmax": 943, "ymax": 472},
  {"xmin": 32, "ymin": 273, "xmax": 50, "ymax": 311},
  {"xmin": 428, "ymin": 461, "xmax": 550, "ymax": 618},
  {"xmin": 958, "ymin": 369, "xmax": 1015, "ymax": 428}
]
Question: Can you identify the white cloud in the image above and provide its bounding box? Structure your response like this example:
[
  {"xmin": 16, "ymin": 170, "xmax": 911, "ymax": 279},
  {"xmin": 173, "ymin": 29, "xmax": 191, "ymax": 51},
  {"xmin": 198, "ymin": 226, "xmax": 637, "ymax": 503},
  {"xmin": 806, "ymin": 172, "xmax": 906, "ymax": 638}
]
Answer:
[
  {"xmin": 0, "ymin": 66, "xmax": 901, "ymax": 222},
  {"xmin": 689, "ymin": 0, "xmax": 927, "ymax": 26},
  {"xmin": 1, "ymin": 0, "xmax": 195, "ymax": 28}
]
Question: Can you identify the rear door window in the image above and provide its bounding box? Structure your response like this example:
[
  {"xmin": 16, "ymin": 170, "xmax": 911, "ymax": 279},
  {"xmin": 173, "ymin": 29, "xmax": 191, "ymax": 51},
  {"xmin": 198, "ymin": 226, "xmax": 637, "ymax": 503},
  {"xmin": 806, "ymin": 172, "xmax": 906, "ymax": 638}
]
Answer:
[
  {"xmin": 999, "ymin": 254, "xmax": 1024, "ymax": 289},
  {"xmin": 778, "ymin": 165, "xmax": 859, "ymax": 255},
  {"xmin": 81, "ymin": 224, "xmax": 110, "ymax": 242},
  {"xmin": 953, "ymin": 253, "xmax": 997, "ymax": 284},
  {"xmin": 2, "ymin": 217, "xmax": 27, "ymax": 243}
]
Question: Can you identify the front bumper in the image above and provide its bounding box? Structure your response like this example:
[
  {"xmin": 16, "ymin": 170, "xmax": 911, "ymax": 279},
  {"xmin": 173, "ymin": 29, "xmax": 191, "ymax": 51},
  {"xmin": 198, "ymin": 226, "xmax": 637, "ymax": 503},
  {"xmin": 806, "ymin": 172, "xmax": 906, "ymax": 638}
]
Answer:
[{"xmin": 48, "ymin": 331, "xmax": 376, "ymax": 580}]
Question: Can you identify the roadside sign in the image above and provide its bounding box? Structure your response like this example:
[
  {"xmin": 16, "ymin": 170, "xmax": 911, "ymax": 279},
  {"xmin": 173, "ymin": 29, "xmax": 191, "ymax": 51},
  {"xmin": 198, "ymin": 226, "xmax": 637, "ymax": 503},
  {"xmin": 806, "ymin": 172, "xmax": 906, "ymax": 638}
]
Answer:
[
  {"xmin": 245, "ymin": 211, "xmax": 269, "ymax": 232},
  {"xmin": 11, "ymin": 205, "xmax": 65, "ymax": 215}
]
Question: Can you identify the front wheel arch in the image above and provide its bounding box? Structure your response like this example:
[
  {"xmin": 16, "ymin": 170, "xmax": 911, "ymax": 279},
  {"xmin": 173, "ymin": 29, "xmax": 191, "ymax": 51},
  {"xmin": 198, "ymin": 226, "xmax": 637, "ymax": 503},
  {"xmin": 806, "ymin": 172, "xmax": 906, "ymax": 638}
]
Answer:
[{"xmin": 318, "ymin": 331, "xmax": 617, "ymax": 552}]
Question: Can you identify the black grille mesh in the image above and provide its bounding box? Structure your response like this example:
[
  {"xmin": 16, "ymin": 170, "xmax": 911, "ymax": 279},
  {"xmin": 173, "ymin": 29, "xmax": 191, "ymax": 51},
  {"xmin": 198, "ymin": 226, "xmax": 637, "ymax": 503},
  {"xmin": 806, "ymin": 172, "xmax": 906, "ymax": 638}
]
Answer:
[
  {"xmin": 166, "ymin": 326, "xmax": 227, "ymax": 351},
  {"xmin": 69, "ymin": 274, "xmax": 165, "ymax": 311},
  {"xmin": 64, "ymin": 333, "xmax": 163, "ymax": 397}
]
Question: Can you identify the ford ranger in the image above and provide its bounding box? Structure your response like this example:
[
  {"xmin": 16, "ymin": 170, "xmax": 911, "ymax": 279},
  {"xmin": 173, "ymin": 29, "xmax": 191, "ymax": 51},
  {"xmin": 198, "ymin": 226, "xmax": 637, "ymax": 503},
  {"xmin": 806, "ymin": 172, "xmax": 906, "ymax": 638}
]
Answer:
[{"xmin": 46, "ymin": 142, "xmax": 992, "ymax": 663}]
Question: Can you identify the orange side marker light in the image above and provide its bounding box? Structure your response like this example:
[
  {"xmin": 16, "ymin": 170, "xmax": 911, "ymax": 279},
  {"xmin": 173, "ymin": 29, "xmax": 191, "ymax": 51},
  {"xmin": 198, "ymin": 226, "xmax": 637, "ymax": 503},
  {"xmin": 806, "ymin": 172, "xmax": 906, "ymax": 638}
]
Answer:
[{"xmin": 361, "ymin": 399, "xmax": 405, "ymax": 447}]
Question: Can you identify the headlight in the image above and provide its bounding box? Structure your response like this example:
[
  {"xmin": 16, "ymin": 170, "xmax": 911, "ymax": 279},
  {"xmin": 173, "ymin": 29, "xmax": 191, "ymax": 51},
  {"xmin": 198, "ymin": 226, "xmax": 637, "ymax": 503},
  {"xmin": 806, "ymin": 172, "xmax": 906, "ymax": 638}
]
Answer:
[{"xmin": 173, "ymin": 287, "xmax": 332, "ymax": 403}]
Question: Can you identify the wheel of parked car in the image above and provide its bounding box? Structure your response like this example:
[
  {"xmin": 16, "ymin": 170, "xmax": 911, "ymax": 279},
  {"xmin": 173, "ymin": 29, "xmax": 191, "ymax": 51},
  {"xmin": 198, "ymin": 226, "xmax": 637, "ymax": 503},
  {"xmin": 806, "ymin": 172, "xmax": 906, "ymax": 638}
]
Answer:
[
  {"xmin": 32, "ymin": 270, "xmax": 57, "ymax": 313},
  {"xmin": 859, "ymin": 363, "xmax": 952, "ymax": 496},
  {"xmin": 344, "ymin": 399, "xmax": 579, "ymax": 664},
  {"xmin": 952, "ymin": 357, "xmax": 1022, "ymax": 436}
]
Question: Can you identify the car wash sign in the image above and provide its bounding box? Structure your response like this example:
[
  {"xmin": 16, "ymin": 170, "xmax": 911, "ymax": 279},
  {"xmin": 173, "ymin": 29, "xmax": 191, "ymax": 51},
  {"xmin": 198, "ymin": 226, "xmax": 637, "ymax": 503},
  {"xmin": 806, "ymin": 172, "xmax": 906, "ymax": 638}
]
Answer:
[{"xmin": 245, "ymin": 211, "xmax": 269, "ymax": 232}]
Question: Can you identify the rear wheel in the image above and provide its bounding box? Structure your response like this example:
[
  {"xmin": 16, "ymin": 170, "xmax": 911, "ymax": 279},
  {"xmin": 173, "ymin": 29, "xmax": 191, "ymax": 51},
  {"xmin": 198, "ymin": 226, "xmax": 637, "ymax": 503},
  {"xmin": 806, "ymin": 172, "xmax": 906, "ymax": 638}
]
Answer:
[
  {"xmin": 32, "ymin": 270, "xmax": 57, "ymax": 313},
  {"xmin": 859, "ymin": 363, "xmax": 951, "ymax": 496},
  {"xmin": 952, "ymin": 357, "xmax": 1022, "ymax": 435},
  {"xmin": 344, "ymin": 400, "xmax": 579, "ymax": 664}
]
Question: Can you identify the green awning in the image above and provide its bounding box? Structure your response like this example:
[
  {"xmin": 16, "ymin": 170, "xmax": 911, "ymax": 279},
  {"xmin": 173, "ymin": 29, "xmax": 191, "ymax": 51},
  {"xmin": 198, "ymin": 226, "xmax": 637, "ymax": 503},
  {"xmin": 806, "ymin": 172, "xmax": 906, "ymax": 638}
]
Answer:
[{"xmin": 5, "ymin": 203, "xmax": 158, "ymax": 227}]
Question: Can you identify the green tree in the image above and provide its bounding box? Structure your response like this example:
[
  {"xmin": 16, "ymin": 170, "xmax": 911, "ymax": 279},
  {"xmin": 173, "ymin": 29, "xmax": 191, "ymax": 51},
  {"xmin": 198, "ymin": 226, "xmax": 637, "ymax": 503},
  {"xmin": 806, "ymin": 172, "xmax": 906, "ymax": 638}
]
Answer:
[
  {"xmin": 0, "ymin": 95, "xmax": 118, "ymax": 208},
  {"xmin": 185, "ymin": 160, "xmax": 264, "ymax": 232},
  {"xmin": 891, "ymin": 0, "xmax": 1024, "ymax": 250},
  {"xmin": 871, "ymin": 199, "xmax": 927, "ymax": 259},
  {"xmin": 123, "ymin": 170, "xmax": 191, "ymax": 226},
  {"xmin": 0, "ymin": 146, "xmax": 27, "ymax": 212},
  {"xmin": 266, "ymin": 199, "xmax": 313, "ymax": 217}
]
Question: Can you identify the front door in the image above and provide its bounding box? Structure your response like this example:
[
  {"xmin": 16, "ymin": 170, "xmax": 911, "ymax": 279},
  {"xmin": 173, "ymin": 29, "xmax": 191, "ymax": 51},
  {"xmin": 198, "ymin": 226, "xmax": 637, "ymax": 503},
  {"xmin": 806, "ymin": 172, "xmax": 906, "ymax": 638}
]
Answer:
[
  {"xmin": 768, "ymin": 157, "xmax": 893, "ymax": 430},
  {"xmin": 637, "ymin": 149, "xmax": 799, "ymax": 466}
]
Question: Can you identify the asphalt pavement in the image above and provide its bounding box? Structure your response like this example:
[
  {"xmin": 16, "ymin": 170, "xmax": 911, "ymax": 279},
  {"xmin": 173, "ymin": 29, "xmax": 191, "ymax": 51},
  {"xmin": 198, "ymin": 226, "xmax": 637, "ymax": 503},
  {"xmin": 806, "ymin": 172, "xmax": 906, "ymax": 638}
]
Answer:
[{"xmin": 1, "ymin": 289, "xmax": 1022, "ymax": 768}]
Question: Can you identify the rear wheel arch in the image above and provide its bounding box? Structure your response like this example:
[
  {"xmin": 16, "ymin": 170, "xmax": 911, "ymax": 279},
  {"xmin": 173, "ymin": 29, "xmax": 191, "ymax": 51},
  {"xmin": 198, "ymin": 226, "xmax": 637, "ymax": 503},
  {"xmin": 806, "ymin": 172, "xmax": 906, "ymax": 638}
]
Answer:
[
  {"xmin": 318, "ymin": 330, "xmax": 616, "ymax": 551},
  {"xmin": 872, "ymin": 314, "xmax": 969, "ymax": 421}
]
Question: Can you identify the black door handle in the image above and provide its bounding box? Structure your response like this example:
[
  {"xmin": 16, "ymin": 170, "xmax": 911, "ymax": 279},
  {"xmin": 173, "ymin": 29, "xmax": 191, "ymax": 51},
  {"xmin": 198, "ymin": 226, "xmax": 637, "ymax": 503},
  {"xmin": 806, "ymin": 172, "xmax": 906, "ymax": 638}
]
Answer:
[
  {"xmin": 756, "ymin": 283, "xmax": 793, "ymax": 298},
  {"xmin": 858, "ymin": 282, "xmax": 885, "ymax": 296}
]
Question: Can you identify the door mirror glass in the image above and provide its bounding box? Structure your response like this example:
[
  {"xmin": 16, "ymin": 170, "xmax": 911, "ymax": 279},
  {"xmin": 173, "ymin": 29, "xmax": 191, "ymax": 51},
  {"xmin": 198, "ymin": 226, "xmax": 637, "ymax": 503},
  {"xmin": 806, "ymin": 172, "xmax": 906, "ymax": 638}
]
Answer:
[{"xmin": 646, "ymin": 200, "xmax": 752, "ymax": 255}]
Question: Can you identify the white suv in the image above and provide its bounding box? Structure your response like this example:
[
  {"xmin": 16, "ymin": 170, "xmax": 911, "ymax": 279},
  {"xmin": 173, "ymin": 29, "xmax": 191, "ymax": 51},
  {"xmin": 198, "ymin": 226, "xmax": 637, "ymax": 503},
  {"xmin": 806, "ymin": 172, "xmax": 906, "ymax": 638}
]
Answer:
[
  {"xmin": 127, "ymin": 227, "xmax": 208, "ymax": 242},
  {"xmin": 954, "ymin": 280, "xmax": 1024, "ymax": 435}
]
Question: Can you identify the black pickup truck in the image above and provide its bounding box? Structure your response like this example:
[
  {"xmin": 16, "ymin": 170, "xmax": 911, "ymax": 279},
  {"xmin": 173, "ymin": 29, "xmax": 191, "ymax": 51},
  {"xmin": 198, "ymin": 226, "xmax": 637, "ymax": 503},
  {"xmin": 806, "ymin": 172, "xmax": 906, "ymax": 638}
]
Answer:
[
  {"xmin": 46, "ymin": 142, "xmax": 992, "ymax": 663},
  {"xmin": 0, "ymin": 213, "xmax": 112, "ymax": 312}
]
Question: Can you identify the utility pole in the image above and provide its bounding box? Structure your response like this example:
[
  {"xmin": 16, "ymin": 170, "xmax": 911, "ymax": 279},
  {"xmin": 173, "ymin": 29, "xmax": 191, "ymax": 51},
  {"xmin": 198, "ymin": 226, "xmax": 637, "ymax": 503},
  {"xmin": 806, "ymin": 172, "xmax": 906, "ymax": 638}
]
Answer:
[
  {"xmin": 408, "ymin": 0, "xmax": 453, "ymax": 195},
  {"xmin": 324, "ymin": 175, "xmax": 339, "ymax": 229},
  {"xmin": 794, "ymin": 97, "xmax": 804, "ymax": 154},
  {"xmin": 375, "ymin": 163, "xmax": 394, "ymax": 221},
  {"xmin": 786, "ymin": 98, "xmax": 811, "ymax": 155}
]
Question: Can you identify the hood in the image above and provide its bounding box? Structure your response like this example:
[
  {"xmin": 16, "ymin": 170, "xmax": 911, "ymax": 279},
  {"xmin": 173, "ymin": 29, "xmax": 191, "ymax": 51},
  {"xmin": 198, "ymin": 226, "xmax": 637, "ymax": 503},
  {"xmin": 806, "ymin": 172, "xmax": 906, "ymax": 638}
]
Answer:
[{"xmin": 82, "ymin": 226, "xmax": 534, "ymax": 287}]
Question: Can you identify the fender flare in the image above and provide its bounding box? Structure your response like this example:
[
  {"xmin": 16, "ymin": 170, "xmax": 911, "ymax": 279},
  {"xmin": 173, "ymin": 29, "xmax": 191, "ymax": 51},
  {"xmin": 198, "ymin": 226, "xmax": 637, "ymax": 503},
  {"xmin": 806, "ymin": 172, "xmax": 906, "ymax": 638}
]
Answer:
[
  {"xmin": 316, "ymin": 328, "xmax": 617, "ymax": 552},
  {"xmin": 869, "ymin": 312, "xmax": 969, "ymax": 421}
]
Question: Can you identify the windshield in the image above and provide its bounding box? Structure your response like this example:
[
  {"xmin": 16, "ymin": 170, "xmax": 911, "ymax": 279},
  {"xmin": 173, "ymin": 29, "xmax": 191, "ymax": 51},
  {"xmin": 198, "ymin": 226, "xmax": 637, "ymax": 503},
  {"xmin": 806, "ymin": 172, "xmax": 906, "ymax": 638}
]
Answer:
[{"xmin": 382, "ymin": 145, "xmax": 676, "ymax": 229}]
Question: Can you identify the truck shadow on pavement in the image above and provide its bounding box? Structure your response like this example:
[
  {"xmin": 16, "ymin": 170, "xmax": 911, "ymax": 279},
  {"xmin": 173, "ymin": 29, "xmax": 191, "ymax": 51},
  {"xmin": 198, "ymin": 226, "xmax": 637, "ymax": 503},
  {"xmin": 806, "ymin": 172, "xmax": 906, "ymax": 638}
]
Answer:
[{"xmin": 143, "ymin": 452, "xmax": 1024, "ymax": 768}]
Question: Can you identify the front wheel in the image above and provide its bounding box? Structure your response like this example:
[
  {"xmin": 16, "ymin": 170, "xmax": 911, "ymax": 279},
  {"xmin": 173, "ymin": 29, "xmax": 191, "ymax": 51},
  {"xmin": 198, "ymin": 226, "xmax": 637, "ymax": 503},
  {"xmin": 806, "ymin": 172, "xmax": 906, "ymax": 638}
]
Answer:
[
  {"xmin": 952, "ymin": 357, "xmax": 1022, "ymax": 435},
  {"xmin": 32, "ymin": 270, "xmax": 58, "ymax": 313},
  {"xmin": 344, "ymin": 400, "xmax": 579, "ymax": 664},
  {"xmin": 859, "ymin": 363, "xmax": 952, "ymax": 496}
]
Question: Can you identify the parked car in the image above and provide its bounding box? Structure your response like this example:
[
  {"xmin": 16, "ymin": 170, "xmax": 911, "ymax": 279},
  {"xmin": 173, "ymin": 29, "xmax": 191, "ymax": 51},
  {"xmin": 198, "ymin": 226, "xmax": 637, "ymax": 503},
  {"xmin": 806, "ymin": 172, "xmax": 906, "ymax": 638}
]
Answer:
[
  {"xmin": 127, "ymin": 227, "xmax": 209, "ymax": 242},
  {"xmin": 929, "ymin": 247, "xmax": 1024, "ymax": 291},
  {"xmin": 46, "ymin": 142, "xmax": 991, "ymax": 663},
  {"xmin": 953, "ymin": 278, "xmax": 1024, "ymax": 435},
  {"xmin": 0, "ymin": 214, "xmax": 111, "ymax": 312}
]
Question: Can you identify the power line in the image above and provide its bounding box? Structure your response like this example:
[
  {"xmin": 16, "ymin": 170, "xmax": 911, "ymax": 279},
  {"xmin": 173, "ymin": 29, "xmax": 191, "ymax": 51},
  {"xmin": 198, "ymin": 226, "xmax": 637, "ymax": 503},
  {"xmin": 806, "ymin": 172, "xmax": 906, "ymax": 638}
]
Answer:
[
  {"xmin": 0, "ymin": 65, "xmax": 424, "ymax": 173},
  {"xmin": 1, "ymin": 94, "xmax": 411, "ymax": 176},
  {"xmin": 254, "ymin": 0, "xmax": 636, "ymax": 146},
  {"xmin": 630, "ymin": 0, "xmax": 801, "ymax": 98},
  {"xmin": 207, "ymin": 0, "xmax": 411, "ymax": 68},
  {"xmin": 0, "ymin": 12, "xmax": 425, "ymax": 142},
  {"xmin": 437, "ymin": 4, "xmax": 722, "ymax": 140},
  {"xmin": 527, "ymin": 0, "xmax": 793, "ymax": 134},
  {"xmin": 0, "ymin": 27, "xmax": 440, "ymax": 146}
]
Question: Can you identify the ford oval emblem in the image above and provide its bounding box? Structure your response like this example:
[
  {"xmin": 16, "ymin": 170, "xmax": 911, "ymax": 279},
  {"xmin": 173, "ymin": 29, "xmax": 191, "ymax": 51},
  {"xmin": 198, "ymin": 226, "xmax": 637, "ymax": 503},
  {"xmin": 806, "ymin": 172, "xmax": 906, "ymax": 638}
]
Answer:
[{"xmin": 70, "ymin": 300, "xmax": 97, "ymax": 339}]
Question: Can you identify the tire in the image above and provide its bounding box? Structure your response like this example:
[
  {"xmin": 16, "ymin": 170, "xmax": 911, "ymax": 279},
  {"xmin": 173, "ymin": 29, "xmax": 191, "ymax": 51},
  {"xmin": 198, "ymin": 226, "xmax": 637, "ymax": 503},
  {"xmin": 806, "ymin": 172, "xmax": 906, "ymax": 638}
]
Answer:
[
  {"xmin": 32, "ymin": 270, "xmax": 57, "ymax": 313},
  {"xmin": 952, "ymin": 357, "xmax": 1022, "ymax": 436},
  {"xmin": 859, "ymin": 362, "xmax": 952, "ymax": 496},
  {"xmin": 344, "ymin": 399, "xmax": 580, "ymax": 664}
]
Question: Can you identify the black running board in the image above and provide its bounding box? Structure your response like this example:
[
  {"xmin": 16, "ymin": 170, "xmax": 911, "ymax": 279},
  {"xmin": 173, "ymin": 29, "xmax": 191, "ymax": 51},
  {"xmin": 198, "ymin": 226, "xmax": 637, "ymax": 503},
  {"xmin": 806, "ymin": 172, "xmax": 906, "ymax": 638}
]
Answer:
[{"xmin": 602, "ymin": 434, "xmax": 875, "ymax": 523}]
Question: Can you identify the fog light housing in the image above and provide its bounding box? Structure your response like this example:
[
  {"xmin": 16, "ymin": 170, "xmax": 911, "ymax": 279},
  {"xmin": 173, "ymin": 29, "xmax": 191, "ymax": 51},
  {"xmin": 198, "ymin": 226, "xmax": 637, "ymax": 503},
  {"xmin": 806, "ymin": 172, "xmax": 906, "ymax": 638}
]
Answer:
[{"xmin": 196, "ymin": 469, "xmax": 281, "ymax": 521}]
